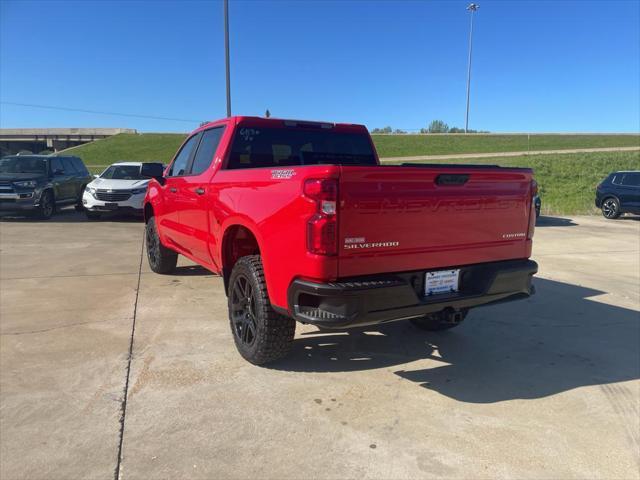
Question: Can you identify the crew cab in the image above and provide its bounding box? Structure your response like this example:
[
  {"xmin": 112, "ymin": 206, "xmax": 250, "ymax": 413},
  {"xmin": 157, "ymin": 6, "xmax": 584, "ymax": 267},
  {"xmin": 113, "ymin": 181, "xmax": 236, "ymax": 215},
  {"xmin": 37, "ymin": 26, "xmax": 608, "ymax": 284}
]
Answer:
[{"xmin": 143, "ymin": 116, "xmax": 538, "ymax": 365}]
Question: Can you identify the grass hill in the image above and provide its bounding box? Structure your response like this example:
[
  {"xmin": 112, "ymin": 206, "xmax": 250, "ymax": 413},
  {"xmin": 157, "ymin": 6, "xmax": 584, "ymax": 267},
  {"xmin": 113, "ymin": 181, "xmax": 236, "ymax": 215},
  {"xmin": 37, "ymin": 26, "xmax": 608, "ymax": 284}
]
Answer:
[
  {"xmin": 373, "ymin": 133, "xmax": 640, "ymax": 157},
  {"xmin": 61, "ymin": 132, "xmax": 639, "ymax": 170},
  {"xmin": 61, "ymin": 133, "xmax": 187, "ymax": 171},
  {"xmin": 58, "ymin": 132, "xmax": 639, "ymax": 215},
  {"xmin": 389, "ymin": 150, "xmax": 640, "ymax": 215}
]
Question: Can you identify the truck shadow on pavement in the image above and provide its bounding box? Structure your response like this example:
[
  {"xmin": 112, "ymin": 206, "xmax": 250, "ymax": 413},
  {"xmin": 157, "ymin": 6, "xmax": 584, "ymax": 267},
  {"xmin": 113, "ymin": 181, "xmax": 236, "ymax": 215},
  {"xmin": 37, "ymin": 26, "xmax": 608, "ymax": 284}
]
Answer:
[
  {"xmin": 171, "ymin": 265, "xmax": 214, "ymax": 276},
  {"xmin": 0, "ymin": 208, "xmax": 142, "ymax": 223},
  {"xmin": 273, "ymin": 278, "xmax": 639, "ymax": 403},
  {"xmin": 535, "ymin": 216, "xmax": 577, "ymax": 227}
]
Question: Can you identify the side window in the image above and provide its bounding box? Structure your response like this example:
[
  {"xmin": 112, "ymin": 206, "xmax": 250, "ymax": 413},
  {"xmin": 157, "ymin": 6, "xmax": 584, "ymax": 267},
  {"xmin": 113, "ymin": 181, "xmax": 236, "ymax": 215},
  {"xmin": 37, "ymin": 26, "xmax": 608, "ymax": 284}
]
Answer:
[
  {"xmin": 168, "ymin": 134, "xmax": 200, "ymax": 177},
  {"xmin": 61, "ymin": 158, "xmax": 77, "ymax": 174},
  {"xmin": 72, "ymin": 158, "xmax": 89, "ymax": 175},
  {"xmin": 190, "ymin": 127, "xmax": 225, "ymax": 175},
  {"xmin": 50, "ymin": 158, "xmax": 64, "ymax": 175},
  {"xmin": 621, "ymin": 173, "xmax": 640, "ymax": 187}
]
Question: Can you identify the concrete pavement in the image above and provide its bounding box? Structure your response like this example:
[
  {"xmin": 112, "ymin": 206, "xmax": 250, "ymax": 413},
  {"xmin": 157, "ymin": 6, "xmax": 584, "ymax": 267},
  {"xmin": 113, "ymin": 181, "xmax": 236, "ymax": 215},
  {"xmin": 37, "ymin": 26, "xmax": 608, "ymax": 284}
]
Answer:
[{"xmin": 1, "ymin": 209, "xmax": 638, "ymax": 479}]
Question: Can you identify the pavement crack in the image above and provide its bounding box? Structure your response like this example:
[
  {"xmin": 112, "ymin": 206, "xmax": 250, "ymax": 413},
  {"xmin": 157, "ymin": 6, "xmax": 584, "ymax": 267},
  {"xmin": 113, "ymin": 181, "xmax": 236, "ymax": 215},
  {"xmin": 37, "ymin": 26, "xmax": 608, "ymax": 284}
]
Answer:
[
  {"xmin": 3, "ymin": 272, "xmax": 139, "ymax": 280},
  {"xmin": 0, "ymin": 318, "xmax": 118, "ymax": 336},
  {"xmin": 114, "ymin": 232, "xmax": 145, "ymax": 480}
]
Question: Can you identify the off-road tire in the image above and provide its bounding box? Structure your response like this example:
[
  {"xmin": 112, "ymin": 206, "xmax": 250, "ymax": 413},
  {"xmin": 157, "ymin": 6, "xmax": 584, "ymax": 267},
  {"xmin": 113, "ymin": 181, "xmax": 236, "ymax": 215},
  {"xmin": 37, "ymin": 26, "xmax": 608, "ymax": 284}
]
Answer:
[
  {"xmin": 228, "ymin": 255, "xmax": 295, "ymax": 365},
  {"xmin": 36, "ymin": 190, "xmax": 55, "ymax": 220},
  {"xmin": 145, "ymin": 216, "xmax": 178, "ymax": 274},
  {"xmin": 601, "ymin": 197, "xmax": 621, "ymax": 219},
  {"xmin": 411, "ymin": 309, "xmax": 468, "ymax": 331}
]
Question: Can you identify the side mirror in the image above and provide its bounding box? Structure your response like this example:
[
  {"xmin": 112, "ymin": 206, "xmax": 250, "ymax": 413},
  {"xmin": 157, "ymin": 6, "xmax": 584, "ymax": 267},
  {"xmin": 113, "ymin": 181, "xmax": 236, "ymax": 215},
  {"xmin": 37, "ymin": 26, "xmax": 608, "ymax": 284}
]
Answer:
[
  {"xmin": 93, "ymin": 174, "xmax": 99, "ymax": 178},
  {"xmin": 141, "ymin": 162, "xmax": 165, "ymax": 184}
]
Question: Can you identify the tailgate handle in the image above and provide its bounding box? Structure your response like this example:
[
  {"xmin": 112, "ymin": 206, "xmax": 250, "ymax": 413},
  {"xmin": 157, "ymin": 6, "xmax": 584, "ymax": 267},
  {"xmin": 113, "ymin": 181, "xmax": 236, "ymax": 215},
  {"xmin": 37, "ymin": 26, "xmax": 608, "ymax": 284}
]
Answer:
[{"xmin": 436, "ymin": 174, "xmax": 469, "ymax": 186}]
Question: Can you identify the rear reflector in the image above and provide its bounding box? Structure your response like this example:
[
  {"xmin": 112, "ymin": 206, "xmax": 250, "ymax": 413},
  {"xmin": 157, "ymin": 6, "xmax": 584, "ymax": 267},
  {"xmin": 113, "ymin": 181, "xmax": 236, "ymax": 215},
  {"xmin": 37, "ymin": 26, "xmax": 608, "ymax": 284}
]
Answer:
[{"xmin": 307, "ymin": 215, "xmax": 337, "ymax": 255}]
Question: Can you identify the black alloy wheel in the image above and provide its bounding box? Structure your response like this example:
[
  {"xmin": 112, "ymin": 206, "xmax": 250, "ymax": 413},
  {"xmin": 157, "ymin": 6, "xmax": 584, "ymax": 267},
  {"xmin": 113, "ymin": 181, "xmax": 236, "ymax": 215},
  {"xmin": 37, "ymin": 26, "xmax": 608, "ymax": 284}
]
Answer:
[
  {"xmin": 602, "ymin": 198, "xmax": 621, "ymax": 219},
  {"xmin": 227, "ymin": 255, "xmax": 295, "ymax": 365},
  {"xmin": 230, "ymin": 274, "xmax": 258, "ymax": 347},
  {"xmin": 145, "ymin": 216, "xmax": 178, "ymax": 273}
]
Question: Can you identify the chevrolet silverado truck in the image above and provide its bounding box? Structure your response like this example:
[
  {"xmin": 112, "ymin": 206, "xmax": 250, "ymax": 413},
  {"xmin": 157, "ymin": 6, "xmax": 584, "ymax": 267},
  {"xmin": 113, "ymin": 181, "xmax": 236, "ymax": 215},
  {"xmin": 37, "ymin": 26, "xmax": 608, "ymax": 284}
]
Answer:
[{"xmin": 142, "ymin": 116, "xmax": 538, "ymax": 365}]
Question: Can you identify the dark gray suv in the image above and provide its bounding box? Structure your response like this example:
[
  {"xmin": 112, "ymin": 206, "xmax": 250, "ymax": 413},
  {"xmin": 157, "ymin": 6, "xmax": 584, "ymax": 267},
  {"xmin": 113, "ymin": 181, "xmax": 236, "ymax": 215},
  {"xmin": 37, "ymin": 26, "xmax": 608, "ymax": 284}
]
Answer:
[
  {"xmin": 595, "ymin": 171, "xmax": 640, "ymax": 219},
  {"xmin": 0, "ymin": 155, "xmax": 92, "ymax": 219}
]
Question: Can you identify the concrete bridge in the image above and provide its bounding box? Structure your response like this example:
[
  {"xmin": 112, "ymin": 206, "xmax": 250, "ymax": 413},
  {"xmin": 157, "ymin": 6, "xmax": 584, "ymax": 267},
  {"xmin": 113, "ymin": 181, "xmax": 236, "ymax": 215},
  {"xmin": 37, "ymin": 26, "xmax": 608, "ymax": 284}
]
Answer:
[{"xmin": 0, "ymin": 128, "xmax": 136, "ymax": 156}]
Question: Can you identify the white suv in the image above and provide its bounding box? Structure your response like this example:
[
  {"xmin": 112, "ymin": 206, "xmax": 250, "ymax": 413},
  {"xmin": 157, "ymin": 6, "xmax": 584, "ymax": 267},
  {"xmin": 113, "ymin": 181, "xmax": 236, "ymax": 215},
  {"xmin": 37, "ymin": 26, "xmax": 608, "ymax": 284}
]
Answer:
[{"xmin": 83, "ymin": 162, "xmax": 151, "ymax": 219}]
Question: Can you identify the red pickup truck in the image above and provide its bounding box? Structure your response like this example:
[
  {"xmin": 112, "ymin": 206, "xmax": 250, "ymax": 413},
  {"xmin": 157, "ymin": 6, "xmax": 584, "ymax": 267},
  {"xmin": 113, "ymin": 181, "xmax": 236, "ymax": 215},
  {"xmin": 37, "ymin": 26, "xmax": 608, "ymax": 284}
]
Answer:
[{"xmin": 142, "ymin": 116, "xmax": 537, "ymax": 365}]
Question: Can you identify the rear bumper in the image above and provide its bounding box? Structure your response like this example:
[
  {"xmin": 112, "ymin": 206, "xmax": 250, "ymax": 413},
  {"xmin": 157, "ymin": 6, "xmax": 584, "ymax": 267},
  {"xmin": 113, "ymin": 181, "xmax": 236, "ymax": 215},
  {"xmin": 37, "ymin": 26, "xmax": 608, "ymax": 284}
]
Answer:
[{"xmin": 288, "ymin": 259, "xmax": 537, "ymax": 328}]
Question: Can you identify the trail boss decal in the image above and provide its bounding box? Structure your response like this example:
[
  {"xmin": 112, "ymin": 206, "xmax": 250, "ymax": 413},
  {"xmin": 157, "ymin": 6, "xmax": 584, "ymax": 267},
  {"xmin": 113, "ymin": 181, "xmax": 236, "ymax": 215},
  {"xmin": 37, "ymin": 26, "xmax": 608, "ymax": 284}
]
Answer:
[{"xmin": 271, "ymin": 169, "xmax": 296, "ymax": 180}]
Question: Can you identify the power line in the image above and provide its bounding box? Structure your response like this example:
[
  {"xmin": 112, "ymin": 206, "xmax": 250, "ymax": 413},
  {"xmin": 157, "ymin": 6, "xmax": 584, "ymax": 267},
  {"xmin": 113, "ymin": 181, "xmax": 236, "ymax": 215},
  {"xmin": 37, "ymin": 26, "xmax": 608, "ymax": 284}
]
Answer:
[{"xmin": 1, "ymin": 101, "xmax": 203, "ymax": 124}]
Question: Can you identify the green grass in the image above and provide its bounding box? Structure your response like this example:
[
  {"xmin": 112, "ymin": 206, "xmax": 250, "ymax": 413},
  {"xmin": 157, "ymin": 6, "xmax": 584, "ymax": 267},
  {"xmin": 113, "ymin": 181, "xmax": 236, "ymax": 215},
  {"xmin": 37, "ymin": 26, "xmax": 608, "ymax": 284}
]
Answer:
[
  {"xmin": 58, "ymin": 133, "xmax": 186, "ymax": 172},
  {"xmin": 63, "ymin": 132, "xmax": 640, "ymax": 170},
  {"xmin": 390, "ymin": 150, "xmax": 640, "ymax": 215},
  {"xmin": 373, "ymin": 134, "xmax": 640, "ymax": 158},
  {"xmin": 60, "ymin": 133, "xmax": 640, "ymax": 214}
]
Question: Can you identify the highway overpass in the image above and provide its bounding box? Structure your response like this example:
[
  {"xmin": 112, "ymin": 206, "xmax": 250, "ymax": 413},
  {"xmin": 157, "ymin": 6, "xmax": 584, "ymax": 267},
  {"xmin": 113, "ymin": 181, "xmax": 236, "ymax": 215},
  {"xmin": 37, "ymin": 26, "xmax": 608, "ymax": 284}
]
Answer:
[{"xmin": 0, "ymin": 128, "xmax": 136, "ymax": 156}]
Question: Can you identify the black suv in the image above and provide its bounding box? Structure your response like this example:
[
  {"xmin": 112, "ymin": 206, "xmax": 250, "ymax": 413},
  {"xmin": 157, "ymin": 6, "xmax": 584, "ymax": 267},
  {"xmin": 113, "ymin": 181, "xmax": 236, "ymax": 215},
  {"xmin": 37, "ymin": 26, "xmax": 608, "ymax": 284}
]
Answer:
[
  {"xmin": 595, "ymin": 171, "xmax": 640, "ymax": 219},
  {"xmin": 0, "ymin": 155, "xmax": 92, "ymax": 219}
]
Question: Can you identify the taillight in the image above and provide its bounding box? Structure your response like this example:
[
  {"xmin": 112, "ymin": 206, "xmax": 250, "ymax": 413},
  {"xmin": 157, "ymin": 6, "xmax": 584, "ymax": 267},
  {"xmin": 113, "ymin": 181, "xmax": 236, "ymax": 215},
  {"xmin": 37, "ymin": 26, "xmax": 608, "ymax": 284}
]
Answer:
[
  {"xmin": 528, "ymin": 179, "xmax": 537, "ymax": 239},
  {"xmin": 304, "ymin": 178, "xmax": 338, "ymax": 255}
]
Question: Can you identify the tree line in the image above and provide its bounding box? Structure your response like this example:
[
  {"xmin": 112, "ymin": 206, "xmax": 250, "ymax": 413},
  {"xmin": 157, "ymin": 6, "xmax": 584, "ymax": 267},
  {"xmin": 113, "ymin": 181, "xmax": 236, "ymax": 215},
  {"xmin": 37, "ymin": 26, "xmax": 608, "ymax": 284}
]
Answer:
[{"xmin": 370, "ymin": 120, "xmax": 488, "ymax": 134}]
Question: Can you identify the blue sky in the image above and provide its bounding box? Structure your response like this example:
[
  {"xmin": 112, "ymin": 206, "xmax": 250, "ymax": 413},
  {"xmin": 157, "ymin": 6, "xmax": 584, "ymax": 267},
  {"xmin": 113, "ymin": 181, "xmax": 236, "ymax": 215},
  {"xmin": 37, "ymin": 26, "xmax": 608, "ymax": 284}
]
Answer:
[{"xmin": 1, "ymin": 0, "xmax": 639, "ymax": 133}]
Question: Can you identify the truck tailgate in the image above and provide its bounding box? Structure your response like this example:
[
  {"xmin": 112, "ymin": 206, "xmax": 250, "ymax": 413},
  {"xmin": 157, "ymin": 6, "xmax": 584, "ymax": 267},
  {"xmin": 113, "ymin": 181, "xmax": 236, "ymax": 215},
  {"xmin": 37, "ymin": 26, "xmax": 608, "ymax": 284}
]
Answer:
[{"xmin": 337, "ymin": 165, "xmax": 534, "ymax": 277}]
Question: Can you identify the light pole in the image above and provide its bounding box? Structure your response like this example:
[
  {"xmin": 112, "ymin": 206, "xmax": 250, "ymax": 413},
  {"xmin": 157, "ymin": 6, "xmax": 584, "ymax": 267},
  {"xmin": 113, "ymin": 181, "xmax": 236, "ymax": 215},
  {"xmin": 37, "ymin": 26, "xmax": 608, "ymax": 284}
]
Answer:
[
  {"xmin": 465, "ymin": 3, "xmax": 479, "ymax": 133},
  {"xmin": 224, "ymin": 0, "xmax": 231, "ymax": 117}
]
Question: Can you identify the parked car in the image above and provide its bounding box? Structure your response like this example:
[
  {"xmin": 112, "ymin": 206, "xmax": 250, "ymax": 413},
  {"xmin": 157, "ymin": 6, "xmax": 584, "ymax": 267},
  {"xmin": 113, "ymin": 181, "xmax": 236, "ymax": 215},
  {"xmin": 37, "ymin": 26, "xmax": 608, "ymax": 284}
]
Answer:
[
  {"xmin": 595, "ymin": 171, "xmax": 640, "ymax": 219},
  {"xmin": 534, "ymin": 193, "xmax": 541, "ymax": 218},
  {"xmin": 83, "ymin": 162, "xmax": 152, "ymax": 219},
  {"xmin": 142, "ymin": 116, "xmax": 538, "ymax": 365},
  {"xmin": 0, "ymin": 155, "xmax": 91, "ymax": 219}
]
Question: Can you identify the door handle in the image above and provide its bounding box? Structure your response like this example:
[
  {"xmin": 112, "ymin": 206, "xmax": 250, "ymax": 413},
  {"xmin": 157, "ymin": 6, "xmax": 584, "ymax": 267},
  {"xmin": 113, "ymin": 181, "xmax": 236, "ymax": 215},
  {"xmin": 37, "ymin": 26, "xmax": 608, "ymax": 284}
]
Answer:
[
  {"xmin": 169, "ymin": 187, "xmax": 177, "ymax": 193},
  {"xmin": 195, "ymin": 188, "xmax": 205, "ymax": 195}
]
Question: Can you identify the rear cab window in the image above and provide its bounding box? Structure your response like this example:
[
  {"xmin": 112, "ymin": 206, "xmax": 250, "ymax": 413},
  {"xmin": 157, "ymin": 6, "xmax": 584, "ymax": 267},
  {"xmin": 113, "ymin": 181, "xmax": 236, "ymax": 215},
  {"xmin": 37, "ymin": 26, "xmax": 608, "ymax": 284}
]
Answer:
[{"xmin": 226, "ymin": 124, "xmax": 377, "ymax": 170}]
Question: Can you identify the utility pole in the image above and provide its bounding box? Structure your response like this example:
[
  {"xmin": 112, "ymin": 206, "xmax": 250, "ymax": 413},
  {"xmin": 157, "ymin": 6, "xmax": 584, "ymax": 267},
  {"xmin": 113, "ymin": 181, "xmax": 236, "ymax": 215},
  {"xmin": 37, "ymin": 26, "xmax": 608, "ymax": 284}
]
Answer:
[
  {"xmin": 224, "ymin": 0, "xmax": 232, "ymax": 117},
  {"xmin": 465, "ymin": 3, "xmax": 479, "ymax": 133}
]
